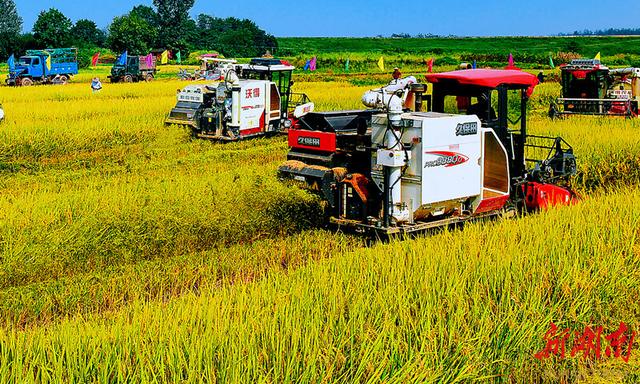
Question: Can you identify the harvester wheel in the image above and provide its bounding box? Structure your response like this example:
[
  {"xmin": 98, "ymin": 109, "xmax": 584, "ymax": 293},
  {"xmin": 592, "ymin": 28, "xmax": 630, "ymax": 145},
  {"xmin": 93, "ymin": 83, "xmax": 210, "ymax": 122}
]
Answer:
[
  {"xmin": 21, "ymin": 78, "xmax": 33, "ymax": 87},
  {"xmin": 124, "ymin": 75, "xmax": 133, "ymax": 83},
  {"xmin": 145, "ymin": 73, "xmax": 154, "ymax": 82},
  {"xmin": 59, "ymin": 75, "xmax": 68, "ymax": 85}
]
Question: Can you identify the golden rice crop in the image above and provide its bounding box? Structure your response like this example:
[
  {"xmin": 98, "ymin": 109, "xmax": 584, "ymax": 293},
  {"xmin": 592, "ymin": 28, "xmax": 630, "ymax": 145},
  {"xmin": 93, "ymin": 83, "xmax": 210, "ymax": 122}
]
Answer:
[
  {"xmin": 0, "ymin": 186, "xmax": 638, "ymax": 382},
  {"xmin": 0, "ymin": 67, "xmax": 639, "ymax": 382}
]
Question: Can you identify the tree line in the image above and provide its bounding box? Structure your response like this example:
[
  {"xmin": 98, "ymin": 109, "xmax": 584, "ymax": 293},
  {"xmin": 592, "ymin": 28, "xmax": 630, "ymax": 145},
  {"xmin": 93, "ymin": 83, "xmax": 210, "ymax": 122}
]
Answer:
[
  {"xmin": 0, "ymin": 0, "xmax": 278, "ymax": 63},
  {"xmin": 565, "ymin": 28, "xmax": 640, "ymax": 36}
]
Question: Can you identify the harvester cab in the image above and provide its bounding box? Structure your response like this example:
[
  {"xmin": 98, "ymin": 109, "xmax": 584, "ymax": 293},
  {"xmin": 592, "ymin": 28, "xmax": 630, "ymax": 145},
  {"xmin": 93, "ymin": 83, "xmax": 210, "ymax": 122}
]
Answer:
[
  {"xmin": 279, "ymin": 69, "xmax": 577, "ymax": 236},
  {"xmin": 166, "ymin": 58, "xmax": 314, "ymax": 141},
  {"xmin": 550, "ymin": 59, "xmax": 639, "ymax": 117}
]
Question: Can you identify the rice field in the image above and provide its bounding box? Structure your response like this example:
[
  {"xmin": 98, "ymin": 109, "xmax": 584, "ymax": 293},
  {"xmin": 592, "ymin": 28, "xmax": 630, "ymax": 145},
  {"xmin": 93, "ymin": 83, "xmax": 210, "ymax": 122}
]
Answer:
[{"xmin": 0, "ymin": 67, "xmax": 639, "ymax": 382}]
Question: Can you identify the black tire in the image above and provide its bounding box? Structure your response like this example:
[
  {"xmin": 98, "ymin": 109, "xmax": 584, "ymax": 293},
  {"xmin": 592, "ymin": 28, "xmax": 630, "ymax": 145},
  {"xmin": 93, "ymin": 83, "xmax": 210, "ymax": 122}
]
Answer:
[
  {"xmin": 548, "ymin": 104, "xmax": 558, "ymax": 119},
  {"xmin": 21, "ymin": 78, "xmax": 33, "ymax": 86},
  {"xmin": 124, "ymin": 75, "xmax": 133, "ymax": 83},
  {"xmin": 59, "ymin": 75, "xmax": 68, "ymax": 85},
  {"xmin": 145, "ymin": 73, "xmax": 154, "ymax": 82}
]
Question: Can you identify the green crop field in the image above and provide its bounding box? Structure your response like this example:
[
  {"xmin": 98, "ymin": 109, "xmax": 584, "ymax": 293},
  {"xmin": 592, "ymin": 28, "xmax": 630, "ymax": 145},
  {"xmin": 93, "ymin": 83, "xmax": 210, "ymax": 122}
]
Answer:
[{"xmin": 0, "ymin": 63, "xmax": 639, "ymax": 382}]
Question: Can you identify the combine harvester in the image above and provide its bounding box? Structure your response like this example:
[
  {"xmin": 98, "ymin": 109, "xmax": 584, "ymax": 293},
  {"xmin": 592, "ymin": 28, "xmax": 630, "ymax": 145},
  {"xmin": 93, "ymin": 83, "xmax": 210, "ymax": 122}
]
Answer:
[
  {"xmin": 549, "ymin": 58, "xmax": 639, "ymax": 118},
  {"xmin": 177, "ymin": 57, "xmax": 238, "ymax": 81},
  {"xmin": 279, "ymin": 69, "xmax": 578, "ymax": 236},
  {"xmin": 6, "ymin": 48, "xmax": 78, "ymax": 86},
  {"xmin": 166, "ymin": 58, "xmax": 314, "ymax": 141}
]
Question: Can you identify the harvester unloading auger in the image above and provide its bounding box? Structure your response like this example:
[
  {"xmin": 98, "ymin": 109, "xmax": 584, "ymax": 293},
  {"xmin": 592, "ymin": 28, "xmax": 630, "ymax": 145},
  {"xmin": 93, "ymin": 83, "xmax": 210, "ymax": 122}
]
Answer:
[
  {"xmin": 279, "ymin": 70, "xmax": 578, "ymax": 236},
  {"xmin": 166, "ymin": 58, "xmax": 314, "ymax": 141}
]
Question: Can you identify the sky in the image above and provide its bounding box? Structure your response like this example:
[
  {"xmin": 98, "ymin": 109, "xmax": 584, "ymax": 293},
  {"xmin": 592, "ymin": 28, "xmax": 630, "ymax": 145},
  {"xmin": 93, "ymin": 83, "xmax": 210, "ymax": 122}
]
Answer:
[{"xmin": 14, "ymin": 0, "xmax": 640, "ymax": 37}]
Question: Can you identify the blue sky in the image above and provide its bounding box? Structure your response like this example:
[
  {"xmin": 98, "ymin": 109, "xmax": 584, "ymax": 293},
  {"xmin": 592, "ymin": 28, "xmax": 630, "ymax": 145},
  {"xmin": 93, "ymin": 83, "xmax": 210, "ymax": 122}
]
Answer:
[{"xmin": 15, "ymin": 0, "xmax": 640, "ymax": 37}]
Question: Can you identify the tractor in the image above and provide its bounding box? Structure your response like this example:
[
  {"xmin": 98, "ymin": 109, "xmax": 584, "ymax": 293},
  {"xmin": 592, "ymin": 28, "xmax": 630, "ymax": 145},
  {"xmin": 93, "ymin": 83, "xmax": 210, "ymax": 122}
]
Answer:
[
  {"xmin": 108, "ymin": 55, "xmax": 157, "ymax": 83},
  {"xmin": 549, "ymin": 58, "xmax": 639, "ymax": 118},
  {"xmin": 279, "ymin": 69, "xmax": 577, "ymax": 236},
  {"xmin": 166, "ymin": 58, "xmax": 314, "ymax": 141}
]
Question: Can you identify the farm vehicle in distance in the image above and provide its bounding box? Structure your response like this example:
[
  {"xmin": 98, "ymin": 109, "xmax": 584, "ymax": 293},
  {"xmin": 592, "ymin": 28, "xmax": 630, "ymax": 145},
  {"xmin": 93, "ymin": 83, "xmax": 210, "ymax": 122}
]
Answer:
[
  {"xmin": 549, "ymin": 59, "xmax": 639, "ymax": 118},
  {"xmin": 6, "ymin": 48, "xmax": 79, "ymax": 86},
  {"xmin": 166, "ymin": 58, "xmax": 314, "ymax": 141},
  {"xmin": 108, "ymin": 55, "xmax": 158, "ymax": 83},
  {"xmin": 178, "ymin": 57, "xmax": 238, "ymax": 81}
]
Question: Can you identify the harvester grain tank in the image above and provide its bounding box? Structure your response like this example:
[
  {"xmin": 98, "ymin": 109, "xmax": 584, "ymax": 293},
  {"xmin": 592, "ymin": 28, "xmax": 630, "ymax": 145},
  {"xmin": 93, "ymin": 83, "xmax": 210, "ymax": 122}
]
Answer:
[
  {"xmin": 550, "ymin": 58, "xmax": 639, "ymax": 118},
  {"xmin": 166, "ymin": 58, "xmax": 314, "ymax": 141},
  {"xmin": 279, "ymin": 69, "xmax": 577, "ymax": 236},
  {"xmin": 108, "ymin": 55, "xmax": 158, "ymax": 83},
  {"xmin": 6, "ymin": 48, "xmax": 78, "ymax": 86}
]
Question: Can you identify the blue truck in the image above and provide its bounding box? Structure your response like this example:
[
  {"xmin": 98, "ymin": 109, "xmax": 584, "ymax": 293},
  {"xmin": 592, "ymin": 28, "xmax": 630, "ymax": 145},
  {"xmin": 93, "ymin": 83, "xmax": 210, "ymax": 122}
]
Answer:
[{"xmin": 6, "ymin": 48, "xmax": 79, "ymax": 86}]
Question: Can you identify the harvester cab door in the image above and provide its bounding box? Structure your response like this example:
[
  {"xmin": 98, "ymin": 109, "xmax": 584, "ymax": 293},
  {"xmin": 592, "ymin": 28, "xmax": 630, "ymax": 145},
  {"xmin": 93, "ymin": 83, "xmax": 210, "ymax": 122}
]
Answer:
[
  {"xmin": 270, "ymin": 70, "xmax": 293, "ymax": 117},
  {"xmin": 268, "ymin": 83, "xmax": 282, "ymax": 130}
]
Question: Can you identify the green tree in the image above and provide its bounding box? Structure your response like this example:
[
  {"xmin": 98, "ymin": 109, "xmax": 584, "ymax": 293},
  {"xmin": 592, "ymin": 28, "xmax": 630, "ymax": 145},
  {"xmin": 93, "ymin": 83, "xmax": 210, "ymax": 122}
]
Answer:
[
  {"xmin": 71, "ymin": 19, "xmax": 106, "ymax": 47},
  {"xmin": 32, "ymin": 8, "xmax": 72, "ymax": 47},
  {"xmin": 107, "ymin": 14, "xmax": 157, "ymax": 54},
  {"xmin": 193, "ymin": 15, "xmax": 277, "ymax": 57},
  {"xmin": 130, "ymin": 5, "xmax": 159, "ymax": 28},
  {"xmin": 0, "ymin": 0, "xmax": 21, "ymax": 36},
  {"xmin": 153, "ymin": 0, "xmax": 195, "ymax": 51},
  {"xmin": 0, "ymin": 0, "xmax": 22, "ymax": 59}
]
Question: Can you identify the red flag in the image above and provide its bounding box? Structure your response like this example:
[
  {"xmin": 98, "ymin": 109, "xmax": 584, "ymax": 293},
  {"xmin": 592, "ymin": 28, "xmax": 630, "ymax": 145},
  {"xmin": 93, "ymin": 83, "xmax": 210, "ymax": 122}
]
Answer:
[
  {"xmin": 91, "ymin": 52, "xmax": 100, "ymax": 67},
  {"xmin": 508, "ymin": 53, "xmax": 514, "ymax": 67},
  {"xmin": 427, "ymin": 58, "xmax": 434, "ymax": 73}
]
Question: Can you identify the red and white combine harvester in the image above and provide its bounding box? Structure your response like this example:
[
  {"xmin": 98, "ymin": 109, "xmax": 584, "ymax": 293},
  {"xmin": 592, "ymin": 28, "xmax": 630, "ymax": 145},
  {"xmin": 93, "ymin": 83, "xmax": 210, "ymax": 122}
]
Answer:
[
  {"xmin": 166, "ymin": 58, "xmax": 314, "ymax": 141},
  {"xmin": 549, "ymin": 58, "xmax": 640, "ymax": 118},
  {"xmin": 279, "ymin": 70, "xmax": 578, "ymax": 235}
]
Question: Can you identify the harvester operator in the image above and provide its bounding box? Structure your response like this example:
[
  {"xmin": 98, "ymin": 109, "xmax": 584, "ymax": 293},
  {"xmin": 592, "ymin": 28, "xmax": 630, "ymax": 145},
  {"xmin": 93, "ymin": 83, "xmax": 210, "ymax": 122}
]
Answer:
[
  {"xmin": 467, "ymin": 93, "xmax": 496, "ymax": 122},
  {"xmin": 392, "ymin": 67, "xmax": 402, "ymax": 80}
]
